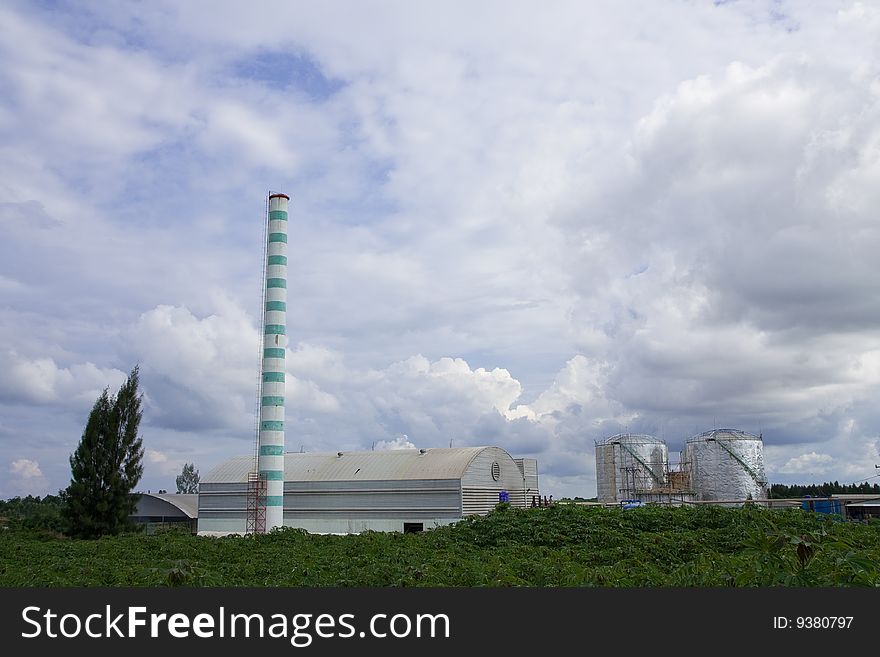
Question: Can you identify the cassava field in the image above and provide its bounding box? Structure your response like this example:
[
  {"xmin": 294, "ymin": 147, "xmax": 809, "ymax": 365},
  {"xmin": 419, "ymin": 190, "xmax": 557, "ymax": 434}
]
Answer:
[{"xmin": 1, "ymin": 504, "xmax": 878, "ymax": 586}]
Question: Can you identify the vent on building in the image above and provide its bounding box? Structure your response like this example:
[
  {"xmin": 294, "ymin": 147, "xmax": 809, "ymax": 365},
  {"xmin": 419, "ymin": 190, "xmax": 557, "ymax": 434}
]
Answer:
[{"xmin": 491, "ymin": 461, "xmax": 500, "ymax": 481}]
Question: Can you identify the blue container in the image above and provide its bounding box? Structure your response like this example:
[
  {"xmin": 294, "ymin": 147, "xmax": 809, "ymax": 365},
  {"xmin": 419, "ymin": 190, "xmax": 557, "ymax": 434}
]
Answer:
[{"xmin": 801, "ymin": 497, "xmax": 842, "ymax": 515}]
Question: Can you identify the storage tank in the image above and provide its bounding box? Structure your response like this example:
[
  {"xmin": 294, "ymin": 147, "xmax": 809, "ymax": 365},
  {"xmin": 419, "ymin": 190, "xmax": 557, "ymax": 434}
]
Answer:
[
  {"xmin": 684, "ymin": 429, "xmax": 767, "ymax": 504},
  {"xmin": 595, "ymin": 434, "xmax": 668, "ymax": 503}
]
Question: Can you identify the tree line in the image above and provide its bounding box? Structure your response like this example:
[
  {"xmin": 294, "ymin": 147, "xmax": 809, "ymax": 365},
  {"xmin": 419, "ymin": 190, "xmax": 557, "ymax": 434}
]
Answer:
[{"xmin": 770, "ymin": 481, "xmax": 880, "ymax": 498}]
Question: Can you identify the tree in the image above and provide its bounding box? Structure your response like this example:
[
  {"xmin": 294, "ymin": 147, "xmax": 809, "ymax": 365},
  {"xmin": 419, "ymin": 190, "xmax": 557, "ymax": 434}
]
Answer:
[
  {"xmin": 176, "ymin": 463, "xmax": 200, "ymax": 494},
  {"xmin": 62, "ymin": 366, "xmax": 144, "ymax": 538},
  {"xmin": 0, "ymin": 492, "xmax": 66, "ymax": 532}
]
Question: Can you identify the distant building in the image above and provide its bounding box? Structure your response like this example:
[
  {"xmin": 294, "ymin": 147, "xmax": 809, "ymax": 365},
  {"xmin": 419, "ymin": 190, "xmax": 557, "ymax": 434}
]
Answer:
[
  {"xmin": 198, "ymin": 446, "xmax": 539, "ymax": 535},
  {"xmin": 845, "ymin": 497, "xmax": 880, "ymax": 520},
  {"xmin": 130, "ymin": 493, "xmax": 198, "ymax": 533}
]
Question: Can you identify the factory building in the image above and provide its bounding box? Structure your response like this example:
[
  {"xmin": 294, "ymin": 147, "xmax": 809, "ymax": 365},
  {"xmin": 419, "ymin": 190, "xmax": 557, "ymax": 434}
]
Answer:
[
  {"xmin": 130, "ymin": 493, "xmax": 198, "ymax": 533},
  {"xmin": 198, "ymin": 446, "xmax": 539, "ymax": 535}
]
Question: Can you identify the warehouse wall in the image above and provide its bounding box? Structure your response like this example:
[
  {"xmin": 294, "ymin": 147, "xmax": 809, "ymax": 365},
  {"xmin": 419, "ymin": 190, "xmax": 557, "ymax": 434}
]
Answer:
[
  {"xmin": 198, "ymin": 478, "xmax": 462, "ymax": 534},
  {"xmin": 461, "ymin": 447, "xmax": 528, "ymax": 515},
  {"xmin": 515, "ymin": 458, "xmax": 540, "ymax": 506}
]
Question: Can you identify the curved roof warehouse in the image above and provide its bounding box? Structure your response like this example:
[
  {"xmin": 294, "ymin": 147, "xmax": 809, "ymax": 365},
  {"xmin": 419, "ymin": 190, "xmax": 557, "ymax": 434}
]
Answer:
[
  {"xmin": 130, "ymin": 493, "xmax": 199, "ymax": 532},
  {"xmin": 198, "ymin": 446, "xmax": 539, "ymax": 534}
]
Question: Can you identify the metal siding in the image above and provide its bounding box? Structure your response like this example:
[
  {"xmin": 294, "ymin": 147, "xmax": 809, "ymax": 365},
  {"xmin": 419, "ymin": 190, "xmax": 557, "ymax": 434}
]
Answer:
[
  {"xmin": 514, "ymin": 458, "xmax": 540, "ymax": 504},
  {"xmin": 285, "ymin": 479, "xmax": 457, "ymax": 492},
  {"xmin": 197, "ymin": 479, "xmax": 462, "ymax": 519},
  {"xmin": 198, "ymin": 517, "xmax": 247, "ymax": 534},
  {"xmin": 274, "ymin": 518, "xmax": 459, "ymax": 534},
  {"xmin": 461, "ymin": 447, "xmax": 528, "ymax": 514}
]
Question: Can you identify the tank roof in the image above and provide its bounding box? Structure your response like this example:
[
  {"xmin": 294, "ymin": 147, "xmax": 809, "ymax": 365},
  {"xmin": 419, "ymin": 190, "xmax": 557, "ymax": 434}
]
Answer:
[
  {"xmin": 596, "ymin": 433, "xmax": 665, "ymax": 446},
  {"xmin": 688, "ymin": 428, "xmax": 762, "ymax": 442}
]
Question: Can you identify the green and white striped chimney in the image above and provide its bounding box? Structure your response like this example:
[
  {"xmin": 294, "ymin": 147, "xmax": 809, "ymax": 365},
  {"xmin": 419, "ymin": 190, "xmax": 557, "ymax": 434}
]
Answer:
[{"xmin": 259, "ymin": 192, "xmax": 289, "ymax": 531}]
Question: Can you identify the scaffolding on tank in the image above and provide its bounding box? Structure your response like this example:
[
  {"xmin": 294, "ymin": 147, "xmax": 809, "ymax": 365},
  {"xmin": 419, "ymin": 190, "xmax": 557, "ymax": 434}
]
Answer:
[{"xmin": 596, "ymin": 434, "xmax": 696, "ymax": 505}]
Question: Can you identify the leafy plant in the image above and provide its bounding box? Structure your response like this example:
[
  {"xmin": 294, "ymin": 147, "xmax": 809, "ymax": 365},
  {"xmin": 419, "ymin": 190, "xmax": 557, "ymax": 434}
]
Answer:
[
  {"xmin": 1, "ymin": 505, "xmax": 877, "ymax": 587},
  {"xmin": 146, "ymin": 559, "xmax": 216, "ymax": 587}
]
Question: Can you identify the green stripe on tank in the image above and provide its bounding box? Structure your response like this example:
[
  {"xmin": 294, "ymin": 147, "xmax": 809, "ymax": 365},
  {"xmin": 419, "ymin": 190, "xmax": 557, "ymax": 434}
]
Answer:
[
  {"xmin": 263, "ymin": 348, "xmax": 285, "ymax": 359},
  {"xmin": 262, "ymin": 396, "xmax": 285, "ymax": 406},
  {"xmin": 267, "ymin": 255, "xmax": 287, "ymax": 266},
  {"xmin": 265, "ymin": 300, "xmax": 286, "ymax": 312},
  {"xmin": 263, "ymin": 372, "xmax": 285, "ymax": 383},
  {"xmin": 259, "ymin": 445, "xmax": 284, "ymax": 456},
  {"xmin": 268, "ymin": 210, "xmax": 288, "ymax": 221},
  {"xmin": 264, "ymin": 324, "xmax": 285, "ymax": 335},
  {"xmin": 261, "ymin": 421, "xmax": 284, "ymax": 431},
  {"xmin": 260, "ymin": 470, "xmax": 284, "ymax": 480},
  {"xmin": 266, "ymin": 278, "xmax": 286, "ymax": 289},
  {"xmin": 268, "ymin": 233, "xmax": 287, "ymax": 243},
  {"xmin": 265, "ymin": 496, "xmax": 284, "ymax": 506}
]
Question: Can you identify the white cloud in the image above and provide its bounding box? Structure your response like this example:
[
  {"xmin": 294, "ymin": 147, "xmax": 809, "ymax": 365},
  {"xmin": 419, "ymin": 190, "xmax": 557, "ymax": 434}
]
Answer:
[
  {"xmin": 778, "ymin": 452, "xmax": 834, "ymax": 475},
  {"xmin": 0, "ymin": 350, "xmax": 126, "ymax": 407},
  {"xmin": 286, "ymin": 375, "xmax": 341, "ymax": 415},
  {"xmin": 373, "ymin": 435, "xmax": 416, "ymax": 451},
  {"xmin": 129, "ymin": 300, "xmax": 260, "ymax": 431},
  {"xmin": 10, "ymin": 458, "xmax": 42, "ymax": 479},
  {"xmin": 145, "ymin": 449, "xmax": 180, "ymax": 477},
  {"xmin": 2, "ymin": 458, "xmax": 49, "ymax": 498},
  {"xmin": 146, "ymin": 449, "xmax": 168, "ymax": 464},
  {"xmin": 838, "ymin": 2, "xmax": 880, "ymax": 30},
  {"xmin": 1, "ymin": 2, "xmax": 879, "ymax": 500}
]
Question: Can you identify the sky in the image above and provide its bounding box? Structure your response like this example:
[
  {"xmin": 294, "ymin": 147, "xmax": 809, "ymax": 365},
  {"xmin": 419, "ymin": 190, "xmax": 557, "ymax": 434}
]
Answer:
[{"xmin": 1, "ymin": 0, "xmax": 880, "ymax": 500}]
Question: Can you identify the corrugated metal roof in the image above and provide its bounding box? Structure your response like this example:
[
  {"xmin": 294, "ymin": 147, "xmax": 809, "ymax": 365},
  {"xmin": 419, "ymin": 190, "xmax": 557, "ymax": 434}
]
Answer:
[
  {"xmin": 137, "ymin": 493, "xmax": 199, "ymax": 518},
  {"xmin": 202, "ymin": 447, "xmax": 493, "ymax": 484}
]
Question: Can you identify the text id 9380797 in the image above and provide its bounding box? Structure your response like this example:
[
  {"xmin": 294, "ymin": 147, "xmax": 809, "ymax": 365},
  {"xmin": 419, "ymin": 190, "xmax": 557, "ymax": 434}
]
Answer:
[{"xmin": 773, "ymin": 616, "xmax": 854, "ymax": 629}]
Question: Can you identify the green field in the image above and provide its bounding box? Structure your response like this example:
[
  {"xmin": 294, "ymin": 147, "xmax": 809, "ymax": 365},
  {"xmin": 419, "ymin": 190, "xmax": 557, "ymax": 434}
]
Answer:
[{"xmin": 1, "ymin": 505, "xmax": 878, "ymax": 586}]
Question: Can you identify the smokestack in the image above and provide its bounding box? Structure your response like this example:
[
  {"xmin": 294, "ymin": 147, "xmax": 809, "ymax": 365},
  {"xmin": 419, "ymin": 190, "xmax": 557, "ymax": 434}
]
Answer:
[{"xmin": 258, "ymin": 192, "xmax": 289, "ymax": 531}]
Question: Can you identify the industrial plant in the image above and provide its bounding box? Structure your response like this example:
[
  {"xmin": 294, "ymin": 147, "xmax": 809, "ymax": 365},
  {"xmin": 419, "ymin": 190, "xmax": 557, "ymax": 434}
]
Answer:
[
  {"xmin": 194, "ymin": 192, "xmax": 540, "ymax": 535},
  {"xmin": 187, "ymin": 192, "xmax": 815, "ymax": 535},
  {"xmin": 595, "ymin": 429, "xmax": 768, "ymax": 506}
]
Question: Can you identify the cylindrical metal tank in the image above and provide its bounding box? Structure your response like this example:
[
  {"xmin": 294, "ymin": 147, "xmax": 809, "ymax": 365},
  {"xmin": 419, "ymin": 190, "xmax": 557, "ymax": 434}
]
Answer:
[
  {"xmin": 684, "ymin": 429, "xmax": 767, "ymax": 504},
  {"xmin": 595, "ymin": 434, "xmax": 668, "ymax": 503},
  {"xmin": 258, "ymin": 192, "xmax": 289, "ymax": 531}
]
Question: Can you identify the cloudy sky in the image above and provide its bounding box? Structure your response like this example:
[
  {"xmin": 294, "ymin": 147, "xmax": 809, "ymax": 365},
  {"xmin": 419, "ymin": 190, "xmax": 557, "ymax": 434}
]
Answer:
[{"xmin": 2, "ymin": 0, "xmax": 879, "ymax": 499}]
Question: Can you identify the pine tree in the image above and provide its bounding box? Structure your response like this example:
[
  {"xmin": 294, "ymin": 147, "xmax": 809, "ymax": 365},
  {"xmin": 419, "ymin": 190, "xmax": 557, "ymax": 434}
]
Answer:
[
  {"xmin": 176, "ymin": 463, "xmax": 200, "ymax": 494},
  {"xmin": 62, "ymin": 366, "xmax": 144, "ymax": 538}
]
